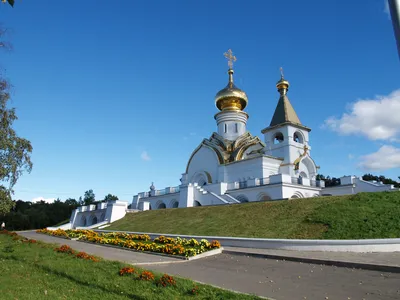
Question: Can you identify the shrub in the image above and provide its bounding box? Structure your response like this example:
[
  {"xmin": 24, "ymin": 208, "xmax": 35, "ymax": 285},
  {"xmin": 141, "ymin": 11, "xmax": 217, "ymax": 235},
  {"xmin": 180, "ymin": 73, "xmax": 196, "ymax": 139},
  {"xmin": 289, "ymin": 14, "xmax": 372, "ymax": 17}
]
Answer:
[
  {"xmin": 139, "ymin": 271, "xmax": 154, "ymax": 281},
  {"xmin": 2, "ymin": 245, "xmax": 14, "ymax": 253},
  {"xmin": 157, "ymin": 274, "xmax": 176, "ymax": 287},
  {"xmin": 119, "ymin": 267, "xmax": 135, "ymax": 276}
]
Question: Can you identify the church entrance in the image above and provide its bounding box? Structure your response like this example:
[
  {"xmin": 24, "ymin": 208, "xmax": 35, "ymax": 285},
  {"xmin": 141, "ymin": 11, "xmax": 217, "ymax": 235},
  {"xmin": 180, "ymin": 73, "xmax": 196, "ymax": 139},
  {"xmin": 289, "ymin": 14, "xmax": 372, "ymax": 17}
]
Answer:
[{"xmin": 190, "ymin": 172, "xmax": 211, "ymax": 186}]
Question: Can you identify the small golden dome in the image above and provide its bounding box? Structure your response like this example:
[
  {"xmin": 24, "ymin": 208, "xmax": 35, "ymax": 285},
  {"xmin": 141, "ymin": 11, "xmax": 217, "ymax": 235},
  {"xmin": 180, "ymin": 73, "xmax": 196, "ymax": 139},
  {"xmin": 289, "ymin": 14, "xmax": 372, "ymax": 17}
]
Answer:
[
  {"xmin": 276, "ymin": 67, "xmax": 289, "ymax": 92},
  {"xmin": 215, "ymin": 69, "xmax": 248, "ymax": 111}
]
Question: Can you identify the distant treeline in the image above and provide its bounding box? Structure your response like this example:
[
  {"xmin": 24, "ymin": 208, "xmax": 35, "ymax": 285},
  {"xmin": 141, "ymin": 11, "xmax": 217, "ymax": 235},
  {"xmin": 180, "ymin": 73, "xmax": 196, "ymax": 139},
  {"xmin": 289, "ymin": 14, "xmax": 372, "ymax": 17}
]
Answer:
[
  {"xmin": 1, "ymin": 190, "xmax": 119, "ymax": 230},
  {"xmin": 3, "ymin": 199, "xmax": 77, "ymax": 230}
]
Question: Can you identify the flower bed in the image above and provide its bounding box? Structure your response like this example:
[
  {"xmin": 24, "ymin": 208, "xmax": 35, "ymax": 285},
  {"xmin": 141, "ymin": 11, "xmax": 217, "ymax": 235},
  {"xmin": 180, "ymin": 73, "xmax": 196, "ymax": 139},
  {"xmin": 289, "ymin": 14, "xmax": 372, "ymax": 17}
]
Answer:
[{"xmin": 36, "ymin": 229, "xmax": 221, "ymax": 257}]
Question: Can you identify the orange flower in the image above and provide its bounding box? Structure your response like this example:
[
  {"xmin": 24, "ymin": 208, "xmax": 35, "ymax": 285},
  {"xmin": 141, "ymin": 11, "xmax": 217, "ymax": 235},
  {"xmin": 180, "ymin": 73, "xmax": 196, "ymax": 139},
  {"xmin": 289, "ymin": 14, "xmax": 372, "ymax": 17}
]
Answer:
[
  {"xmin": 119, "ymin": 267, "xmax": 135, "ymax": 276},
  {"xmin": 157, "ymin": 274, "xmax": 176, "ymax": 287},
  {"xmin": 139, "ymin": 271, "xmax": 155, "ymax": 281}
]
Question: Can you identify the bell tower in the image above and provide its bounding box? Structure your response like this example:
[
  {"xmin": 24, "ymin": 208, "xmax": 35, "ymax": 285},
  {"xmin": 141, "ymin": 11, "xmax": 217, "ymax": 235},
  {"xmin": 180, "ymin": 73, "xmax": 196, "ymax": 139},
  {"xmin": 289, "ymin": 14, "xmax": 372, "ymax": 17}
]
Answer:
[{"xmin": 261, "ymin": 69, "xmax": 317, "ymax": 179}]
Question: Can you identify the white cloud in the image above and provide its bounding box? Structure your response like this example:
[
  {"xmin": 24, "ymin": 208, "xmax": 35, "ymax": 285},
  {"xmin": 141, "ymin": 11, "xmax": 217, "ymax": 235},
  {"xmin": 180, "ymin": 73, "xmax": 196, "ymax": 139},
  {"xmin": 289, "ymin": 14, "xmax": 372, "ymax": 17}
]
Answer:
[
  {"xmin": 140, "ymin": 151, "xmax": 151, "ymax": 161},
  {"xmin": 31, "ymin": 197, "xmax": 55, "ymax": 204},
  {"xmin": 324, "ymin": 89, "xmax": 400, "ymax": 141},
  {"xmin": 358, "ymin": 145, "xmax": 400, "ymax": 171}
]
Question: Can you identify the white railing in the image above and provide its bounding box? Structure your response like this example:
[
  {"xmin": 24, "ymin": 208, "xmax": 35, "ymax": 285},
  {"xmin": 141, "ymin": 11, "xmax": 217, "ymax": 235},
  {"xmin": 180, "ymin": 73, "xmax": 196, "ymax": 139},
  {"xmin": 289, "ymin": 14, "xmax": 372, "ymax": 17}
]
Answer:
[{"xmin": 138, "ymin": 186, "xmax": 180, "ymax": 198}]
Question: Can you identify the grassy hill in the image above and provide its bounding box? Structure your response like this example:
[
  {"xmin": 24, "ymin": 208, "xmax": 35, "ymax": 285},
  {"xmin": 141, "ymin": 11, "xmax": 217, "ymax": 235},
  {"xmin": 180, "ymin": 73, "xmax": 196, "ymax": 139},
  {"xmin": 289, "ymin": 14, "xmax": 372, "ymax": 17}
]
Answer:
[{"xmin": 108, "ymin": 191, "xmax": 400, "ymax": 239}]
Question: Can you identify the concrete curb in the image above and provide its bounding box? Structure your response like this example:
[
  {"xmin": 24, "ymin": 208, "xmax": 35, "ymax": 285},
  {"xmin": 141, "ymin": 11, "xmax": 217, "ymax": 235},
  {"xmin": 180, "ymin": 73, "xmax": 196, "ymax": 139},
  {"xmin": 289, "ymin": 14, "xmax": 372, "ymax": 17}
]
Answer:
[{"xmin": 223, "ymin": 250, "xmax": 400, "ymax": 274}]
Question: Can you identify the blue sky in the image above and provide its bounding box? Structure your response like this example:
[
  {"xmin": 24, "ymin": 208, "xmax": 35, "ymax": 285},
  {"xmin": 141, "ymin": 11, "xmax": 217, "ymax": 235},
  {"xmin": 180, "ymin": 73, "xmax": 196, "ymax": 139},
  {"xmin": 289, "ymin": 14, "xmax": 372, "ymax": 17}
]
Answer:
[{"xmin": 1, "ymin": 0, "xmax": 399, "ymax": 203}]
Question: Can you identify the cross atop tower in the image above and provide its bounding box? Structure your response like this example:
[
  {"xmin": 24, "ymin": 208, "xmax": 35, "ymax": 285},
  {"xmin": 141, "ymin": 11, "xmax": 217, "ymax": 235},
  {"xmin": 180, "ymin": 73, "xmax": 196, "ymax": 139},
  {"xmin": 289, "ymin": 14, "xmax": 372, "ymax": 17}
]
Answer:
[
  {"xmin": 280, "ymin": 67, "xmax": 285, "ymax": 79},
  {"xmin": 224, "ymin": 49, "xmax": 237, "ymax": 70}
]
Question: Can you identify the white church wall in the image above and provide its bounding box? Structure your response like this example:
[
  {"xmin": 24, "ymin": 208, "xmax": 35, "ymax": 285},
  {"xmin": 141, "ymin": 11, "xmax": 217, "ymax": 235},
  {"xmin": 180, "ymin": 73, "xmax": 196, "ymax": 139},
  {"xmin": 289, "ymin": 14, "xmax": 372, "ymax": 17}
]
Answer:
[
  {"xmin": 261, "ymin": 157, "xmax": 281, "ymax": 177},
  {"xmin": 281, "ymin": 185, "xmax": 320, "ymax": 199},
  {"xmin": 321, "ymin": 176, "xmax": 398, "ymax": 196},
  {"xmin": 105, "ymin": 200, "xmax": 128, "ymax": 223},
  {"xmin": 72, "ymin": 209, "xmax": 107, "ymax": 229},
  {"xmin": 321, "ymin": 185, "xmax": 354, "ymax": 196},
  {"xmin": 187, "ymin": 146, "xmax": 220, "ymax": 184},
  {"xmin": 137, "ymin": 193, "xmax": 180, "ymax": 210},
  {"xmin": 179, "ymin": 185, "xmax": 194, "ymax": 207},
  {"xmin": 227, "ymin": 185, "xmax": 284, "ymax": 202},
  {"xmin": 203, "ymin": 182, "xmax": 228, "ymax": 195},
  {"xmin": 224, "ymin": 157, "xmax": 275, "ymax": 183},
  {"xmin": 353, "ymin": 177, "xmax": 396, "ymax": 193}
]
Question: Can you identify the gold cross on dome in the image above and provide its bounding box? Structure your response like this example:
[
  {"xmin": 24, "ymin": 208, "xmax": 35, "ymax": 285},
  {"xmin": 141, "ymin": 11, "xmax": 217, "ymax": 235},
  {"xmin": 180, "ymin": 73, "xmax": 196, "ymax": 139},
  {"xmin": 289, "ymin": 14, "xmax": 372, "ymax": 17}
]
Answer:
[
  {"xmin": 224, "ymin": 49, "xmax": 237, "ymax": 69},
  {"xmin": 280, "ymin": 67, "xmax": 285, "ymax": 79}
]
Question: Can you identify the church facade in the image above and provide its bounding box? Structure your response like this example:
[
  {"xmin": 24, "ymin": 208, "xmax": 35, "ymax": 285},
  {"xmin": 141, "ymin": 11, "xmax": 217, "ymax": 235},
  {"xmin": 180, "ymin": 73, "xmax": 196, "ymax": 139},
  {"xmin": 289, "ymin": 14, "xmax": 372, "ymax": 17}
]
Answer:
[{"xmin": 133, "ymin": 50, "xmax": 328, "ymax": 211}]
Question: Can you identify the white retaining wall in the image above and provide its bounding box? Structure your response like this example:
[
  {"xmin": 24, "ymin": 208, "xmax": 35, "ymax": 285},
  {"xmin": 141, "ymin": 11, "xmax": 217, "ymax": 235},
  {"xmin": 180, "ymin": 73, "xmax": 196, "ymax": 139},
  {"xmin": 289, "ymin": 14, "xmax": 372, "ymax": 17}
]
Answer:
[{"xmin": 95, "ymin": 230, "xmax": 400, "ymax": 253}]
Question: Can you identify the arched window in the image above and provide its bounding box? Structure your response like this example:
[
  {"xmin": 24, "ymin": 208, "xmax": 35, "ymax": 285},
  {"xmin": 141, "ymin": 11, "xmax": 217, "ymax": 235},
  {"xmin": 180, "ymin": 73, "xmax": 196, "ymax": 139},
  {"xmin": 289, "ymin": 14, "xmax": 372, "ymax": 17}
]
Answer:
[
  {"xmin": 300, "ymin": 171, "xmax": 308, "ymax": 178},
  {"xmin": 236, "ymin": 194, "xmax": 249, "ymax": 203},
  {"xmin": 257, "ymin": 193, "xmax": 271, "ymax": 202},
  {"xmin": 157, "ymin": 203, "xmax": 166, "ymax": 209},
  {"xmin": 273, "ymin": 132, "xmax": 284, "ymax": 144},
  {"xmin": 235, "ymin": 123, "xmax": 238, "ymax": 133},
  {"xmin": 293, "ymin": 131, "xmax": 304, "ymax": 143},
  {"xmin": 172, "ymin": 201, "xmax": 179, "ymax": 208},
  {"xmin": 194, "ymin": 200, "xmax": 202, "ymax": 206},
  {"xmin": 224, "ymin": 124, "xmax": 227, "ymax": 133}
]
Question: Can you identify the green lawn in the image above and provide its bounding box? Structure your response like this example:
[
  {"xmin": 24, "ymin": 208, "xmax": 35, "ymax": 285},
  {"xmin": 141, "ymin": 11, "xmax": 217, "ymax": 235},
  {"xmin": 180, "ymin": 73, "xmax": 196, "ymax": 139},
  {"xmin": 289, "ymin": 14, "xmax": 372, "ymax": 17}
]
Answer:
[
  {"xmin": 0, "ymin": 233, "xmax": 261, "ymax": 300},
  {"xmin": 108, "ymin": 191, "xmax": 400, "ymax": 239}
]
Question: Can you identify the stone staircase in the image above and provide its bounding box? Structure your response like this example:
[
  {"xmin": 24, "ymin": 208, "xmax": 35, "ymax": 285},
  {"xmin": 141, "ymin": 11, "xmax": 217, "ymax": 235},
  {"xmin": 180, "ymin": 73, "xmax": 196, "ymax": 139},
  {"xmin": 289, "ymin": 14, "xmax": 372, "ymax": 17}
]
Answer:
[
  {"xmin": 222, "ymin": 194, "xmax": 241, "ymax": 203},
  {"xmin": 194, "ymin": 184, "xmax": 240, "ymax": 205}
]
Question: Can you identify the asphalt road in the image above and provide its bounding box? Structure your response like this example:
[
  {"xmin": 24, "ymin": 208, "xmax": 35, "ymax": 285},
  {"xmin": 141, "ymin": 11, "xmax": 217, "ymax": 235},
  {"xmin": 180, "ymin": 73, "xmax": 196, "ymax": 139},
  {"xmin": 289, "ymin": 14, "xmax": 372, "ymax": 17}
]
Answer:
[
  {"xmin": 146, "ymin": 254, "xmax": 400, "ymax": 300},
  {"xmin": 21, "ymin": 231, "xmax": 400, "ymax": 300}
]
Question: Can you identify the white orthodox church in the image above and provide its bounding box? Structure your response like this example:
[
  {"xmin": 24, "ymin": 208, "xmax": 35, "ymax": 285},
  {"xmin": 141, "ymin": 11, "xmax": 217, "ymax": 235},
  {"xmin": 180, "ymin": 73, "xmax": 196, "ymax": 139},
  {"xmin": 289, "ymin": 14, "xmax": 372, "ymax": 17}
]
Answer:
[
  {"xmin": 57, "ymin": 51, "xmax": 398, "ymax": 229},
  {"xmin": 131, "ymin": 51, "xmax": 397, "ymax": 212}
]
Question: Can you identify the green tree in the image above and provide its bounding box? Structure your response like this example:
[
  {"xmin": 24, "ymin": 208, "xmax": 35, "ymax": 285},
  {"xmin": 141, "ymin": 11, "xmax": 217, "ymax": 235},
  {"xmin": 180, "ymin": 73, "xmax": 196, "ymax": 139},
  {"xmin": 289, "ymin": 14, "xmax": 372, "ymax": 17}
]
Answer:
[
  {"xmin": 103, "ymin": 194, "xmax": 118, "ymax": 201},
  {"xmin": 83, "ymin": 189, "xmax": 95, "ymax": 205},
  {"xmin": 0, "ymin": 28, "xmax": 33, "ymax": 216},
  {"xmin": 65, "ymin": 198, "xmax": 78, "ymax": 208}
]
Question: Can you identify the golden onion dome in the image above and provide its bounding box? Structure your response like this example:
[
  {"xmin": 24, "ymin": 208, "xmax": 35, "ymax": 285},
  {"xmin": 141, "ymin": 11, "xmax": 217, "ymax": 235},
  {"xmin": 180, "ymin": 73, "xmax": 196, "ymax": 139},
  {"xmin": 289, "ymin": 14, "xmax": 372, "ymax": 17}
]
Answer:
[
  {"xmin": 276, "ymin": 67, "xmax": 289, "ymax": 93},
  {"xmin": 215, "ymin": 69, "xmax": 248, "ymax": 111}
]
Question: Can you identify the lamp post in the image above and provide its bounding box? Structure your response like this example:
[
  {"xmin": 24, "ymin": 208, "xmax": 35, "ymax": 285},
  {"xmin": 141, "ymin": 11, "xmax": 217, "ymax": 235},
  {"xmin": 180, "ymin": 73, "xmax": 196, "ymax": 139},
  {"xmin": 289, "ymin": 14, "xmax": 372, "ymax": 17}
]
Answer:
[{"xmin": 388, "ymin": 0, "xmax": 400, "ymax": 60}]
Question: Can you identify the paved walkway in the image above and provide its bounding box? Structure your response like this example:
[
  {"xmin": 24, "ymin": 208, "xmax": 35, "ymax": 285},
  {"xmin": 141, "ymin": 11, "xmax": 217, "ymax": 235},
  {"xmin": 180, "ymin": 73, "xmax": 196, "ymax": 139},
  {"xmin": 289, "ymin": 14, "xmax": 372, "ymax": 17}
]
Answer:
[
  {"xmin": 20, "ymin": 231, "xmax": 400, "ymax": 300},
  {"xmin": 224, "ymin": 247, "xmax": 400, "ymax": 272}
]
